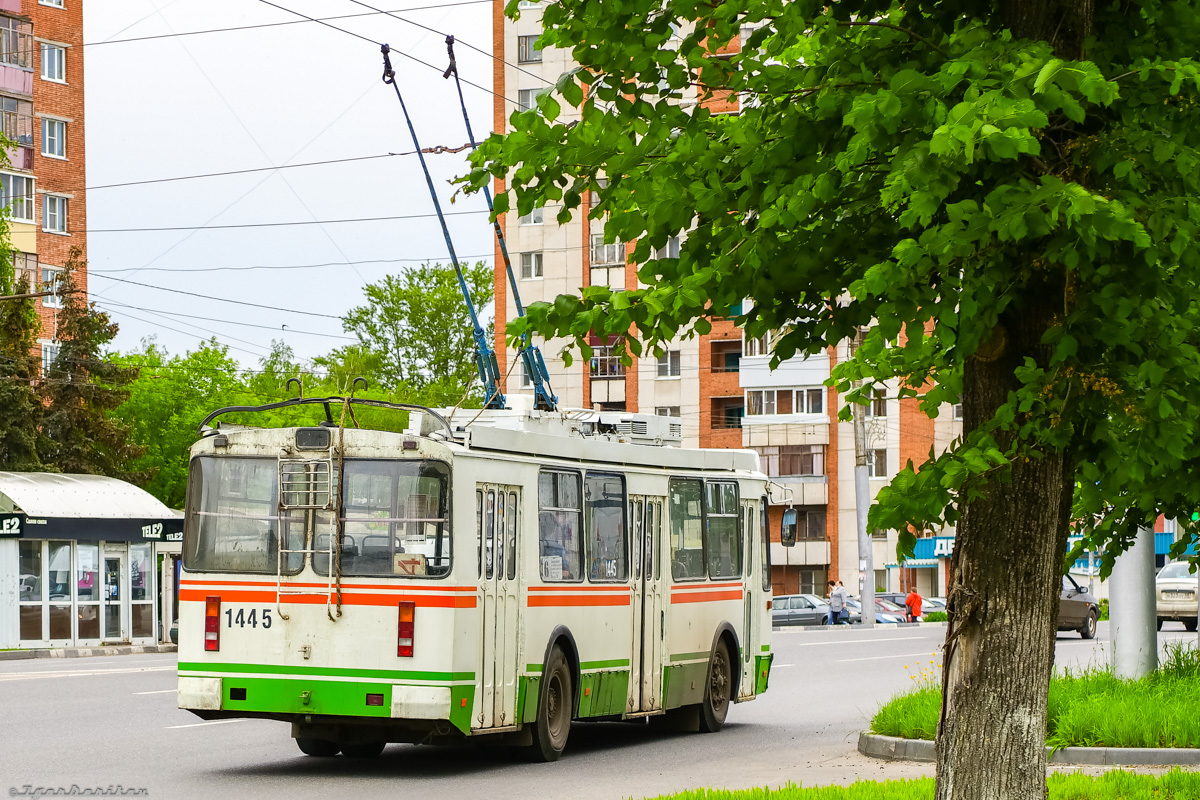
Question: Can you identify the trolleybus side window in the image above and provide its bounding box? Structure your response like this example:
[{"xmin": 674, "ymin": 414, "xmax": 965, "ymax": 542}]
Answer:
[
  {"xmin": 669, "ymin": 478, "xmax": 705, "ymax": 581},
  {"xmin": 706, "ymin": 481, "xmax": 742, "ymax": 578},
  {"xmin": 485, "ymin": 491, "xmax": 496, "ymax": 579},
  {"xmin": 507, "ymin": 491, "xmax": 518, "ymax": 581},
  {"xmin": 760, "ymin": 496, "xmax": 771, "ymax": 592},
  {"xmin": 538, "ymin": 470, "xmax": 583, "ymax": 582},
  {"xmin": 316, "ymin": 459, "xmax": 451, "ymax": 579},
  {"xmin": 585, "ymin": 472, "xmax": 627, "ymax": 582},
  {"xmin": 184, "ymin": 457, "xmax": 303, "ymax": 575}
]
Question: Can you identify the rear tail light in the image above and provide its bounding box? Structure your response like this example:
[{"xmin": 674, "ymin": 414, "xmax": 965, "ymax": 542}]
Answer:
[
  {"xmin": 397, "ymin": 601, "xmax": 415, "ymax": 657},
  {"xmin": 205, "ymin": 596, "xmax": 221, "ymax": 652}
]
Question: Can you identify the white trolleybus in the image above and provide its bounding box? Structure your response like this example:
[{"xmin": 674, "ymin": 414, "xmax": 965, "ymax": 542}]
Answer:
[{"xmin": 176, "ymin": 395, "xmax": 775, "ymax": 760}]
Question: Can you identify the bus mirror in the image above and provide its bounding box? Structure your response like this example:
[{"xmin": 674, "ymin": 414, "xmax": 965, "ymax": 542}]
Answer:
[{"xmin": 781, "ymin": 508, "xmax": 797, "ymax": 547}]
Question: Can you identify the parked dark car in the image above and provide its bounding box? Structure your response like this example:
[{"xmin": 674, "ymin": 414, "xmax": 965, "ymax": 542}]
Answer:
[
  {"xmin": 1058, "ymin": 574, "xmax": 1099, "ymax": 639},
  {"xmin": 772, "ymin": 593, "xmax": 832, "ymax": 626}
]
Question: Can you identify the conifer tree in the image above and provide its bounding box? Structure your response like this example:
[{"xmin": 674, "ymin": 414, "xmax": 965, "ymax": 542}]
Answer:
[{"xmin": 0, "ymin": 271, "xmax": 47, "ymax": 471}]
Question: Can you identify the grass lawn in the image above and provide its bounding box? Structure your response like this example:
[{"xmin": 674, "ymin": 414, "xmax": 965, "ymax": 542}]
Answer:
[
  {"xmin": 872, "ymin": 643, "xmax": 1200, "ymax": 748},
  {"xmin": 646, "ymin": 771, "xmax": 1200, "ymax": 800}
]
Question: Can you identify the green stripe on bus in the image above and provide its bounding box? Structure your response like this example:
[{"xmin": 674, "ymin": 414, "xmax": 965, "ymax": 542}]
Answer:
[
  {"xmin": 761, "ymin": 645, "xmax": 770, "ymax": 652},
  {"xmin": 525, "ymin": 664, "xmax": 543, "ymax": 673},
  {"xmin": 178, "ymin": 661, "xmax": 475, "ymax": 683},
  {"xmin": 579, "ymin": 658, "xmax": 630, "ymax": 670},
  {"xmin": 669, "ymin": 651, "xmax": 709, "ymax": 663}
]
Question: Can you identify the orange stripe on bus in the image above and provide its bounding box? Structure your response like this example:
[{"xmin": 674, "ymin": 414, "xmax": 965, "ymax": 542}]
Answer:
[
  {"xmin": 671, "ymin": 581, "xmax": 744, "ymax": 590},
  {"xmin": 179, "ymin": 589, "xmax": 476, "ymax": 608},
  {"xmin": 670, "ymin": 590, "xmax": 744, "ymax": 604},
  {"xmin": 526, "ymin": 595, "xmax": 631, "ymax": 607}
]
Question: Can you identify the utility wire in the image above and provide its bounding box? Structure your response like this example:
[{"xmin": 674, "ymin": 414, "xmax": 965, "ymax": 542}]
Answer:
[
  {"xmin": 89, "ymin": 253, "xmax": 493, "ymax": 274},
  {"xmin": 102, "ymin": 305, "xmax": 272, "ymax": 358},
  {"xmin": 255, "ymin": 0, "xmax": 518, "ymax": 106},
  {"xmin": 85, "ymin": 147, "xmax": 470, "ymax": 191},
  {"xmin": 86, "ymin": 208, "xmax": 487, "ymax": 234},
  {"xmin": 95, "ymin": 299, "xmax": 358, "ymax": 341},
  {"xmin": 98, "ymin": 301, "xmax": 274, "ymax": 353},
  {"xmin": 89, "ymin": 274, "xmax": 345, "ymax": 319}
]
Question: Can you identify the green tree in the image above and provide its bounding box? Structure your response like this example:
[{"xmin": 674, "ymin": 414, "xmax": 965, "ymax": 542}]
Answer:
[
  {"xmin": 0, "ymin": 273, "xmax": 47, "ymax": 471},
  {"xmin": 41, "ymin": 249, "xmax": 144, "ymax": 479},
  {"xmin": 468, "ymin": 1, "xmax": 1200, "ymax": 797},
  {"xmin": 341, "ymin": 261, "xmax": 494, "ymax": 405},
  {"xmin": 112, "ymin": 339, "xmax": 245, "ymax": 507}
]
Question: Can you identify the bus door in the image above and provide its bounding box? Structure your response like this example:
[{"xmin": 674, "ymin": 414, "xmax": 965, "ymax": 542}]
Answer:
[
  {"xmin": 477, "ymin": 484, "xmax": 521, "ymax": 728},
  {"xmin": 630, "ymin": 495, "xmax": 666, "ymax": 712},
  {"xmin": 739, "ymin": 499, "xmax": 761, "ymax": 699}
]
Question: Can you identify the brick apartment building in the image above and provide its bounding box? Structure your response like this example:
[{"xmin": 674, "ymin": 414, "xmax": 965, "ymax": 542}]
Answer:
[
  {"xmin": 0, "ymin": 0, "xmax": 85, "ymax": 370},
  {"xmin": 490, "ymin": 1, "xmax": 963, "ymax": 599}
]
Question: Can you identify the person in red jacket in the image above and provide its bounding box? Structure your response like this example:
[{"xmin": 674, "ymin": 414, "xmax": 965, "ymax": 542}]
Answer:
[{"xmin": 905, "ymin": 589, "xmax": 923, "ymax": 623}]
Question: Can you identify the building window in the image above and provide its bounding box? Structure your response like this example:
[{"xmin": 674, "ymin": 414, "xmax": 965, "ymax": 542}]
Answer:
[
  {"xmin": 744, "ymin": 333, "xmax": 769, "ymax": 357},
  {"xmin": 655, "ymin": 406, "xmax": 680, "ymax": 417},
  {"xmin": 41, "ymin": 117, "xmax": 65, "ymax": 158},
  {"xmin": 590, "ymin": 234, "xmax": 624, "ymax": 267},
  {"xmin": 589, "ymin": 345, "xmax": 625, "ymax": 380},
  {"xmin": 39, "ymin": 41, "xmax": 63, "ymax": 80},
  {"xmin": 518, "ymin": 360, "xmax": 534, "ymax": 389},
  {"xmin": 868, "ymin": 448, "xmax": 888, "ymax": 478},
  {"xmin": 798, "ymin": 568, "xmax": 828, "ymax": 596},
  {"xmin": 43, "ymin": 194, "xmax": 67, "ymax": 233},
  {"xmin": 517, "ymin": 0, "xmax": 541, "ymax": 7},
  {"xmin": 517, "ymin": 35, "xmax": 543, "ymax": 63},
  {"xmin": 41, "ymin": 341, "xmax": 60, "ymax": 372},
  {"xmin": 40, "ymin": 266, "xmax": 62, "ymax": 308},
  {"xmin": 41, "ymin": 0, "xmax": 66, "ymax": 7},
  {"xmin": 867, "ymin": 387, "xmax": 888, "ymax": 417},
  {"xmin": 520, "ymin": 251, "xmax": 543, "ymax": 279},
  {"xmin": 0, "ymin": 173, "xmax": 34, "ymax": 222},
  {"xmin": 711, "ymin": 397, "xmax": 743, "ymax": 429},
  {"xmin": 953, "ymin": 403, "xmax": 964, "ymax": 420},
  {"xmin": 654, "ymin": 236, "xmax": 680, "ymax": 260},
  {"xmin": 517, "ymin": 87, "xmax": 548, "ymax": 112},
  {"xmin": 746, "ymin": 389, "xmax": 777, "ymax": 416},
  {"xmin": 0, "ymin": 18, "xmax": 32, "ymax": 69},
  {"xmin": 656, "ymin": 350, "xmax": 680, "ymax": 378},
  {"xmin": 797, "ymin": 387, "xmax": 824, "ymax": 414},
  {"xmin": 755, "ymin": 445, "xmax": 825, "ymax": 477},
  {"xmin": 518, "ymin": 207, "xmax": 543, "ymax": 226},
  {"xmin": 0, "ymin": 96, "xmax": 32, "ymax": 146},
  {"xmin": 13, "ymin": 251, "xmax": 37, "ymax": 288}
]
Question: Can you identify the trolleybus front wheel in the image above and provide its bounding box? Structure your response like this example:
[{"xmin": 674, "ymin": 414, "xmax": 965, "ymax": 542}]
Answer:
[
  {"xmin": 530, "ymin": 645, "xmax": 572, "ymax": 762},
  {"xmin": 699, "ymin": 639, "xmax": 731, "ymax": 733},
  {"xmin": 296, "ymin": 738, "xmax": 340, "ymax": 757}
]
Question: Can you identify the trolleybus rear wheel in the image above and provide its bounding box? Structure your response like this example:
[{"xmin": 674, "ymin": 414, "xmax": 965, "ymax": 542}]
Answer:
[
  {"xmin": 296, "ymin": 738, "xmax": 340, "ymax": 757},
  {"xmin": 341, "ymin": 741, "xmax": 386, "ymax": 758},
  {"xmin": 530, "ymin": 645, "xmax": 572, "ymax": 762},
  {"xmin": 699, "ymin": 639, "xmax": 731, "ymax": 733}
]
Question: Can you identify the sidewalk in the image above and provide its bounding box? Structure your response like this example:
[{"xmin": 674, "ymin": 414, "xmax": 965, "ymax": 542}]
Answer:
[{"xmin": 0, "ymin": 643, "xmax": 177, "ymax": 661}]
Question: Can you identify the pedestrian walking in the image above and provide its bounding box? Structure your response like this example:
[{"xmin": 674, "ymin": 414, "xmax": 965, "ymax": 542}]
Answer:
[
  {"xmin": 905, "ymin": 587, "xmax": 923, "ymax": 623},
  {"xmin": 836, "ymin": 580, "xmax": 850, "ymax": 624}
]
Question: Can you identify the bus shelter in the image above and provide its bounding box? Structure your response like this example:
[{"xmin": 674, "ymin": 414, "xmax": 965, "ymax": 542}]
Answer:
[{"xmin": 0, "ymin": 472, "xmax": 183, "ymax": 648}]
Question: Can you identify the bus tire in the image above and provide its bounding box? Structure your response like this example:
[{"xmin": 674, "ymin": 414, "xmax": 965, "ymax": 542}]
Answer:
[
  {"xmin": 699, "ymin": 639, "xmax": 732, "ymax": 733},
  {"xmin": 296, "ymin": 738, "xmax": 340, "ymax": 757},
  {"xmin": 530, "ymin": 646, "xmax": 572, "ymax": 762},
  {"xmin": 341, "ymin": 741, "xmax": 386, "ymax": 758}
]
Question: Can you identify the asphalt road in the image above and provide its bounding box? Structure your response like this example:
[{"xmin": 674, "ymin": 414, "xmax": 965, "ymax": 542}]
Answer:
[{"xmin": 3, "ymin": 622, "xmax": 1194, "ymax": 800}]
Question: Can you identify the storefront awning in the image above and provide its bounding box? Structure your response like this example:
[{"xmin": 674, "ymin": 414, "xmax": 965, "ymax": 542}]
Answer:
[
  {"xmin": 0, "ymin": 472, "xmax": 183, "ymax": 543},
  {"xmin": 885, "ymin": 558, "xmax": 938, "ymax": 569}
]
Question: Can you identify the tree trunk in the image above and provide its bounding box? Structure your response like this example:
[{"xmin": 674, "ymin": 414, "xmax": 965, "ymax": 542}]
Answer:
[{"xmin": 934, "ymin": 284, "xmax": 1075, "ymax": 800}]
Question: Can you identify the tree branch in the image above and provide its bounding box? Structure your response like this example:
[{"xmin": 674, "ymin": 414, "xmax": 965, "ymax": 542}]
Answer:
[{"xmin": 838, "ymin": 21, "xmax": 950, "ymax": 58}]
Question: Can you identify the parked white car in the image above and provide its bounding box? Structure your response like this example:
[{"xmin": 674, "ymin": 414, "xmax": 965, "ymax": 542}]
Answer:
[{"xmin": 1156, "ymin": 561, "xmax": 1199, "ymax": 632}]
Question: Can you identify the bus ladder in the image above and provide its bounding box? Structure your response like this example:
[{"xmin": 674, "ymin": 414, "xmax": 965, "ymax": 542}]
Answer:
[{"xmin": 275, "ymin": 458, "xmax": 340, "ymax": 621}]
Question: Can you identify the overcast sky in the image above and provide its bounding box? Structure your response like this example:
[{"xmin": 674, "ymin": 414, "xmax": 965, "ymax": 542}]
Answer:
[{"xmin": 84, "ymin": 0, "xmax": 499, "ymax": 367}]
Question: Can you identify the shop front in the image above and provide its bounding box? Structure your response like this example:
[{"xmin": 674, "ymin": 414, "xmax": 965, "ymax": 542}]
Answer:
[{"xmin": 0, "ymin": 472, "xmax": 183, "ymax": 648}]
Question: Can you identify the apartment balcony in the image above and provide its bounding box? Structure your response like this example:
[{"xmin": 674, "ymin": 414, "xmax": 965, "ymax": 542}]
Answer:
[
  {"xmin": 767, "ymin": 475, "xmax": 829, "ymax": 507},
  {"xmin": 770, "ymin": 539, "xmax": 831, "ymax": 567}
]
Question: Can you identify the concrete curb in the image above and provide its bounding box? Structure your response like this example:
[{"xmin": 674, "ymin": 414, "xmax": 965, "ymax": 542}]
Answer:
[
  {"xmin": 859, "ymin": 732, "xmax": 1200, "ymax": 766},
  {"xmin": 775, "ymin": 621, "xmax": 948, "ymax": 633},
  {"xmin": 0, "ymin": 644, "xmax": 177, "ymax": 661}
]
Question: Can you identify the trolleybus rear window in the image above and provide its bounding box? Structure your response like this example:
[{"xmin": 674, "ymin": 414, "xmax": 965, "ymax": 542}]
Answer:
[
  {"xmin": 315, "ymin": 460, "xmax": 451, "ymax": 578},
  {"xmin": 184, "ymin": 457, "xmax": 304, "ymax": 575}
]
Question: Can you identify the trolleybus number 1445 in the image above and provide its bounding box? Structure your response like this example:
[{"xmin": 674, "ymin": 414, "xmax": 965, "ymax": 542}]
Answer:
[{"xmin": 224, "ymin": 608, "xmax": 273, "ymax": 629}]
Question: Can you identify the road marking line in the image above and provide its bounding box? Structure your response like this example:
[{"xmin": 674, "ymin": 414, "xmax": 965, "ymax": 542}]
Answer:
[
  {"xmin": 837, "ymin": 651, "xmax": 941, "ymax": 663},
  {"xmin": 134, "ymin": 689, "xmax": 177, "ymax": 695},
  {"xmin": 167, "ymin": 719, "xmax": 250, "ymax": 729},
  {"xmin": 772, "ymin": 663, "xmax": 795, "ymax": 668},
  {"xmin": 781, "ymin": 635, "xmax": 927, "ymax": 647},
  {"xmin": 0, "ymin": 666, "xmax": 176, "ymax": 681}
]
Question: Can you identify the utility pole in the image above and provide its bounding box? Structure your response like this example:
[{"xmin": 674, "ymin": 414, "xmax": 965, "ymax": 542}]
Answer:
[
  {"xmin": 1110, "ymin": 525, "xmax": 1157, "ymax": 679},
  {"xmin": 851, "ymin": 330, "xmax": 876, "ymax": 626}
]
